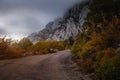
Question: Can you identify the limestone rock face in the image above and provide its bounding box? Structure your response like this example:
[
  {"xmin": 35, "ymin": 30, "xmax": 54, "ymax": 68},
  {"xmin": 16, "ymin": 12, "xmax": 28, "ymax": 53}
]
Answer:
[
  {"xmin": 28, "ymin": 1, "xmax": 89, "ymax": 43},
  {"xmin": 47, "ymin": 18, "xmax": 82, "ymax": 41}
]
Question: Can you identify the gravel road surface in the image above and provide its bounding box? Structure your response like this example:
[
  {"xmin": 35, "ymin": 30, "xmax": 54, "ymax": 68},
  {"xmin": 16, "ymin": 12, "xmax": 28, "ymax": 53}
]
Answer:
[{"xmin": 0, "ymin": 50, "xmax": 91, "ymax": 80}]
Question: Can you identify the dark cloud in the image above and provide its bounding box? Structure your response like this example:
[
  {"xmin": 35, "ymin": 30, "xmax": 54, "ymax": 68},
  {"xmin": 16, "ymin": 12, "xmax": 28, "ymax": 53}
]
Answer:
[{"xmin": 0, "ymin": 0, "xmax": 83, "ymax": 40}]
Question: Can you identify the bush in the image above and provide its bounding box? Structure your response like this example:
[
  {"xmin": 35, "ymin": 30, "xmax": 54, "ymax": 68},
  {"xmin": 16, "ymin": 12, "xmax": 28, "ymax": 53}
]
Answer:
[
  {"xmin": 80, "ymin": 59, "xmax": 94, "ymax": 73},
  {"xmin": 0, "ymin": 39, "xmax": 8, "ymax": 55},
  {"xmin": 81, "ymin": 42, "xmax": 95, "ymax": 60},
  {"xmin": 0, "ymin": 37, "xmax": 23, "ymax": 59},
  {"xmin": 71, "ymin": 44, "xmax": 82, "ymax": 55},
  {"xmin": 18, "ymin": 37, "xmax": 33, "ymax": 51},
  {"xmin": 71, "ymin": 16, "xmax": 120, "ymax": 77},
  {"xmin": 95, "ymin": 55, "xmax": 120, "ymax": 80},
  {"xmin": 100, "ymin": 48, "xmax": 116, "ymax": 62},
  {"xmin": 6, "ymin": 46, "xmax": 23, "ymax": 58},
  {"xmin": 29, "ymin": 41, "xmax": 65, "ymax": 54}
]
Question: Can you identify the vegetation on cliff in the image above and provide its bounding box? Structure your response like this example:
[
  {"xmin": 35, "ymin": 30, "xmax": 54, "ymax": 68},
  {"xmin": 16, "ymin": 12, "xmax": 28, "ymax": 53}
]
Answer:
[{"xmin": 71, "ymin": 0, "xmax": 120, "ymax": 80}]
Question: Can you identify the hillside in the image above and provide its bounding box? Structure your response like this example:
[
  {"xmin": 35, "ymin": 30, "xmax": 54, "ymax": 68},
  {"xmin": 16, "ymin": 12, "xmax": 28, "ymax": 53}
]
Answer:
[{"xmin": 71, "ymin": 0, "xmax": 120, "ymax": 80}]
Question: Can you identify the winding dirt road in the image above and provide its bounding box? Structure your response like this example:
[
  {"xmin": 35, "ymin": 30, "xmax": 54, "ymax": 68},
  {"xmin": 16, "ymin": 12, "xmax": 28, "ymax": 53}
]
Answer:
[{"xmin": 0, "ymin": 50, "xmax": 91, "ymax": 80}]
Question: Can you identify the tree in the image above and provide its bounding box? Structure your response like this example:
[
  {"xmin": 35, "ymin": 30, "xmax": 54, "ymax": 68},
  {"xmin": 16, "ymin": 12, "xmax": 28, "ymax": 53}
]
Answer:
[
  {"xmin": 68, "ymin": 36, "xmax": 74, "ymax": 45},
  {"xmin": 18, "ymin": 37, "xmax": 33, "ymax": 50}
]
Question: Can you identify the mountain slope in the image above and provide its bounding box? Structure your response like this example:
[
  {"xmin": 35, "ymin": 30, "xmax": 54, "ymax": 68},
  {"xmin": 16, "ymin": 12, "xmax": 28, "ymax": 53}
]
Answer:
[
  {"xmin": 28, "ymin": 1, "xmax": 89, "ymax": 43},
  {"xmin": 71, "ymin": 0, "xmax": 120, "ymax": 80}
]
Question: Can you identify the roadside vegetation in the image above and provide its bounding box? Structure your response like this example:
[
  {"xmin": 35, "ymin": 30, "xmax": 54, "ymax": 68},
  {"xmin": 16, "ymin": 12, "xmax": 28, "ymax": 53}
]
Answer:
[
  {"xmin": 27, "ymin": 41, "xmax": 65, "ymax": 55},
  {"xmin": 0, "ymin": 37, "xmax": 65, "ymax": 60},
  {"xmin": 71, "ymin": 0, "xmax": 120, "ymax": 80},
  {"xmin": 0, "ymin": 37, "xmax": 23, "ymax": 59}
]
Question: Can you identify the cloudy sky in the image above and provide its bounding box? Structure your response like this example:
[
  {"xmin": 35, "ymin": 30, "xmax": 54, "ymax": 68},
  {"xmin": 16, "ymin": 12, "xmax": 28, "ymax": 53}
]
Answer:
[{"xmin": 0, "ymin": 0, "xmax": 81, "ymax": 40}]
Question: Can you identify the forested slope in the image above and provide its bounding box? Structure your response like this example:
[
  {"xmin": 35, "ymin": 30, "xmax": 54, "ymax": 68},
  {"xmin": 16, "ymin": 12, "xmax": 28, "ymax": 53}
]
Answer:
[{"xmin": 71, "ymin": 0, "xmax": 120, "ymax": 80}]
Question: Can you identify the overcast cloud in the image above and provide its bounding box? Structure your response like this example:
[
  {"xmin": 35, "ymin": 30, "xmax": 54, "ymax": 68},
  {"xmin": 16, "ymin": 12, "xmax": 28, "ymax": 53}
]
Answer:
[{"xmin": 0, "ymin": 0, "xmax": 82, "ymax": 40}]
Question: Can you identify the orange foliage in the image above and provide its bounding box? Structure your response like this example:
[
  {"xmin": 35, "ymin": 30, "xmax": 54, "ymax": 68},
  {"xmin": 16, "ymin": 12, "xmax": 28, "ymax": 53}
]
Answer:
[
  {"xmin": 80, "ymin": 58, "xmax": 94, "ymax": 73},
  {"xmin": 100, "ymin": 48, "xmax": 116, "ymax": 63},
  {"xmin": 0, "ymin": 37, "xmax": 23, "ymax": 59},
  {"xmin": 28, "ymin": 41, "xmax": 65, "ymax": 55}
]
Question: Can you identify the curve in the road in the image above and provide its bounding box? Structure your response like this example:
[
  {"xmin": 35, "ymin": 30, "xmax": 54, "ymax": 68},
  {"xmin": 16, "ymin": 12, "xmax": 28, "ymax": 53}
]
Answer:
[{"xmin": 0, "ymin": 50, "xmax": 91, "ymax": 80}]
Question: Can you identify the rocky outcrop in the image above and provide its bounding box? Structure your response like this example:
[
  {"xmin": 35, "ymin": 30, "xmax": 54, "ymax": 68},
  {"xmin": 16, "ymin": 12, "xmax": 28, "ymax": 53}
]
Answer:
[{"xmin": 28, "ymin": 1, "xmax": 89, "ymax": 43}]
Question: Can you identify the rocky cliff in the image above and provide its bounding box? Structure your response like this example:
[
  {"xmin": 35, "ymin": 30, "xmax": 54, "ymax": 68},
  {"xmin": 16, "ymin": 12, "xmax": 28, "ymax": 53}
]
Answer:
[{"xmin": 28, "ymin": 1, "xmax": 89, "ymax": 43}]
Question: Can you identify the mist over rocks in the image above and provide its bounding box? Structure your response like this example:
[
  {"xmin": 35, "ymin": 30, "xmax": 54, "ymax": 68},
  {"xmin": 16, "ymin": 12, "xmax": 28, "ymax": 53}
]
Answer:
[{"xmin": 28, "ymin": 1, "xmax": 89, "ymax": 43}]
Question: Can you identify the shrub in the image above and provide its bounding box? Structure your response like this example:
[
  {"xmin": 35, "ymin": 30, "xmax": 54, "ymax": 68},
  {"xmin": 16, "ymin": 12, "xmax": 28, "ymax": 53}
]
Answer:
[
  {"xmin": 70, "ymin": 1, "xmax": 120, "ymax": 80},
  {"xmin": 95, "ymin": 55, "xmax": 120, "ymax": 80},
  {"xmin": 100, "ymin": 48, "xmax": 116, "ymax": 62},
  {"xmin": 79, "ymin": 58, "xmax": 94, "ymax": 73},
  {"xmin": 81, "ymin": 42, "xmax": 95, "ymax": 60},
  {"xmin": 0, "ymin": 37, "xmax": 23, "ymax": 59},
  {"xmin": 18, "ymin": 37, "xmax": 33, "ymax": 51},
  {"xmin": 6, "ymin": 46, "xmax": 23, "ymax": 58},
  {"xmin": 29, "ymin": 41, "xmax": 65, "ymax": 54},
  {"xmin": 71, "ymin": 44, "xmax": 82, "ymax": 55},
  {"xmin": 0, "ymin": 39, "xmax": 8, "ymax": 55}
]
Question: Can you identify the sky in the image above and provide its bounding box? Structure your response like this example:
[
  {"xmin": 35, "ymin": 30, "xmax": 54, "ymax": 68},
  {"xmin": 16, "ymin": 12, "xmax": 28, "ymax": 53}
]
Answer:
[{"xmin": 0, "ymin": 0, "xmax": 81, "ymax": 40}]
